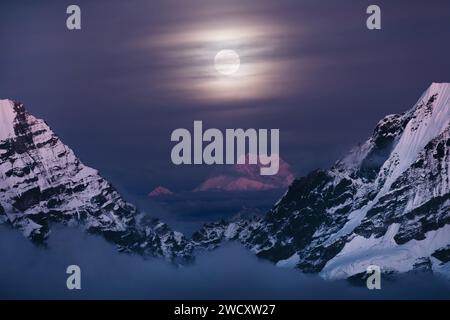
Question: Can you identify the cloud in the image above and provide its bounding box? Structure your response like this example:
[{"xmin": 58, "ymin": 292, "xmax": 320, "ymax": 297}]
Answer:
[
  {"xmin": 0, "ymin": 225, "xmax": 449, "ymax": 299},
  {"xmin": 133, "ymin": 4, "xmax": 309, "ymax": 102}
]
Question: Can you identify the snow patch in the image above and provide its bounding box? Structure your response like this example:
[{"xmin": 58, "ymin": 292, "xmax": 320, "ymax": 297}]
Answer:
[
  {"xmin": 321, "ymin": 224, "xmax": 450, "ymax": 280},
  {"xmin": 0, "ymin": 100, "xmax": 16, "ymax": 140}
]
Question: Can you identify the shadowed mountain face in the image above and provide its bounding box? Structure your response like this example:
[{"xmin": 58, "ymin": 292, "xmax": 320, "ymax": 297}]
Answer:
[
  {"xmin": 192, "ymin": 83, "xmax": 450, "ymax": 280},
  {"xmin": 0, "ymin": 99, "xmax": 192, "ymax": 262}
]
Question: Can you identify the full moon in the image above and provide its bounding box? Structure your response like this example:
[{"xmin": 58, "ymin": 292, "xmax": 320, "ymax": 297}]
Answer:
[{"xmin": 214, "ymin": 50, "xmax": 240, "ymax": 75}]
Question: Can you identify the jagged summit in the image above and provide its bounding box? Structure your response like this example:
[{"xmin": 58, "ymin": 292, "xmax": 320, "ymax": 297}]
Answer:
[
  {"xmin": 0, "ymin": 99, "xmax": 192, "ymax": 261},
  {"xmin": 427, "ymin": 82, "xmax": 450, "ymax": 95},
  {"xmin": 192, "ymin": 83, "xmax": 450, "ymax": 279}
]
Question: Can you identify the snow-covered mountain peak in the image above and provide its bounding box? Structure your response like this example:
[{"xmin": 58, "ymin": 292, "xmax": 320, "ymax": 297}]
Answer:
[
  {"xmin": 193, "ymin": 153, "xmax": 295, "ymax": 192},
  {"xmin": 377, "ymin": 82, "xmax": 450, "ymax": 191},
  {"xmin": 0, "ymin": 99, "xmax": 192, "ymax": 261},
  {"xmin": 0, "ymin": 98, "xmax": 13, "ymax": 108},
  {"xmin": 423, "ymin": 82, "xmax": 450, "ymax": 99},
  {"xmin": 336, "ymin": 83, "xmax": 449, "ymax": 177},
  {"xmin": 192, "ymin": 83, "xmax": 450, "ymax": 280},
  {"xmin": 149, "ymin": 186, "xmax": 174, "ymax": 197}
]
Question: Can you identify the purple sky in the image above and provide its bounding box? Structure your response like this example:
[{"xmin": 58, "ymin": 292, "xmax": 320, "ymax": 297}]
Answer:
[{"xmin": 1, "ymin": 0, "xmax": 450, "ymax": 197}]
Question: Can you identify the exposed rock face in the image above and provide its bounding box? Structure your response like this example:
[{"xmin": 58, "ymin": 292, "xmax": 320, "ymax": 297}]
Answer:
[
  {"xmin": 0, "ymin": 99, "xmax": 192, "ymax": 261},
  {"xmin": 192, "ymin": 83, "xmax": 450, "ymax": 279}
]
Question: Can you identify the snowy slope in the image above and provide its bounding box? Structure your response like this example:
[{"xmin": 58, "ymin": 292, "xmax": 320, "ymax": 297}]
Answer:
[
  {"xmin": 0, "ymin": 99, "xmax": 192, "ymax": 261},
  {"xmin": 192, "ymin": 83, "xmax": 450, "ymax": 279}
]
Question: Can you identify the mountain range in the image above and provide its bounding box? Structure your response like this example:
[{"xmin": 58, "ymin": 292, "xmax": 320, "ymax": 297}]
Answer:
[
  {"xmin": 1, "ymin": 83, "xmax": 449, "ymax": 279},
  {"xmin": 192, "ymin": 83, "xmax": 450, "ymax": 280}
]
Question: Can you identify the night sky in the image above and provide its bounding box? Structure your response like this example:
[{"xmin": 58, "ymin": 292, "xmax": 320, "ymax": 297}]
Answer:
[{"xmin": 1, "ymin": 0, "xmax": 449, "ymax": 199}]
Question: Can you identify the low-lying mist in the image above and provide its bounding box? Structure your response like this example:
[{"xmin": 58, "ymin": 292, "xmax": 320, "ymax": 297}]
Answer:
[{"xmin": 0, "ymin": 226, "xmax": 449, "ymax": 299}]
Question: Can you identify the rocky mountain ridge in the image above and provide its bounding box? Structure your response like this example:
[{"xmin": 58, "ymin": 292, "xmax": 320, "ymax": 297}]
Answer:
[
  {"xmin": 192, "ymin": 83, "xmax": 450, "ymax": 279},
  {"xmin": 0, "ymin": 99, "xmax": 192, "ymax": 261}
]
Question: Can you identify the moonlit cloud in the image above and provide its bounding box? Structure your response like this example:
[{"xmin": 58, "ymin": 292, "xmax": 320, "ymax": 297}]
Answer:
[{"xmin": 136, "ymin": 19, "xmax": 306, "ymax": 102}]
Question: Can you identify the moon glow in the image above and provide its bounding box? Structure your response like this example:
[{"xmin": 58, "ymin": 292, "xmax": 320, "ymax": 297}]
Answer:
[{"xmin": 214, "ymin": 50, "xmax": 240, "ymax": 75}]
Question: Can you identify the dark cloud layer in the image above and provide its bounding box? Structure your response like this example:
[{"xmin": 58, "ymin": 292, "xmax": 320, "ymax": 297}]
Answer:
[{"xmin": 0, "ymin": 226, "xmax": 449, "ymax": 299}]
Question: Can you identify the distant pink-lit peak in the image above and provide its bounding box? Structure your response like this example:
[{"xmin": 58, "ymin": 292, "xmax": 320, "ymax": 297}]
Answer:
[
  {"xmin": 193, "ymin": 154, "xmax": 295, "ymax": 192},
  {"xmin": 193, "ymin": 175, "xmax": 276, "ymax": 192},
  {"xmin": 148, "ymin": 186, "xmax": 174, "ymax": 197}
]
